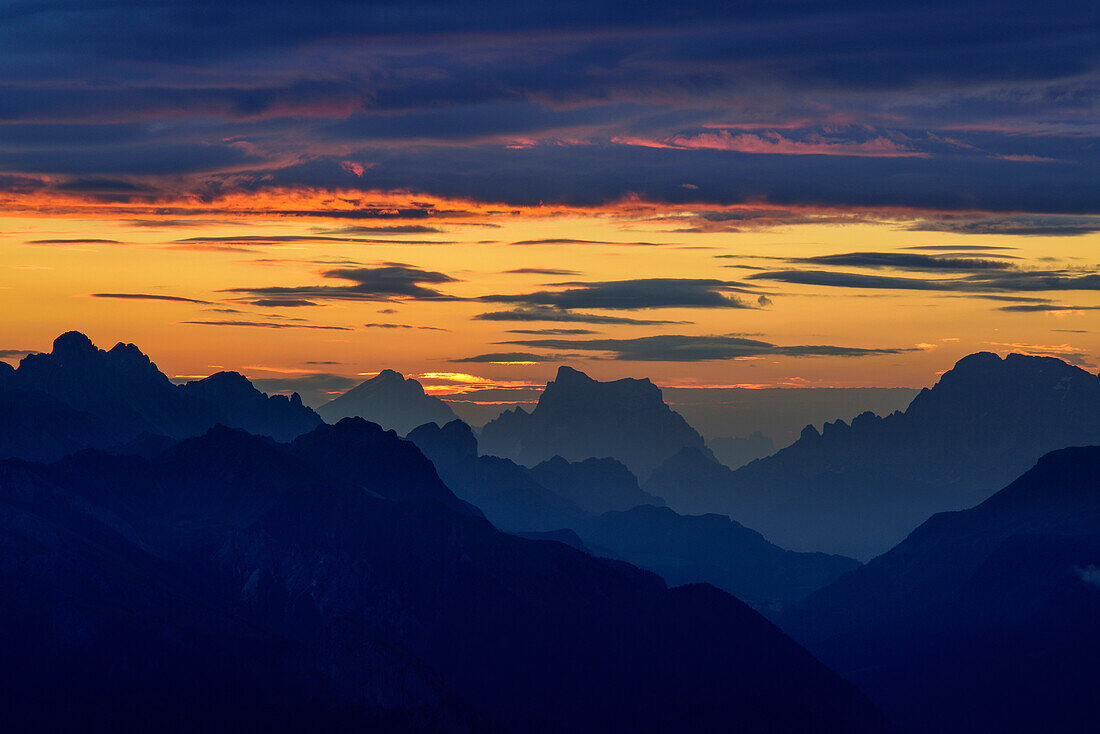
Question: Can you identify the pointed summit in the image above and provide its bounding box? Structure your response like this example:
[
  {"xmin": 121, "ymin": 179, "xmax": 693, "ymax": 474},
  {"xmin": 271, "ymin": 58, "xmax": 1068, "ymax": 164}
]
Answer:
[{"xmin": 317, "ymin": 369, "xmax": 457, "ymax": 436}]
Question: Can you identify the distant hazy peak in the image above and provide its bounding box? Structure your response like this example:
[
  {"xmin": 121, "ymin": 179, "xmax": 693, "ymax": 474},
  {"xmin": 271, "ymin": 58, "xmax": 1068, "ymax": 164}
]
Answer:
[{"xmin": 319, "ymin": 368, "xmax": 458, "ymax": 436}]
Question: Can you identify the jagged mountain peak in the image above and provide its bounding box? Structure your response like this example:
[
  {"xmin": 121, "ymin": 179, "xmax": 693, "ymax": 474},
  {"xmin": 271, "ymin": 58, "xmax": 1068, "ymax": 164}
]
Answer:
[
  {"xmin": 318, "ymin": 368, "xmax": 457, "ymax": 435},
  {"xmin": 481, "ymin": 366, "xmax": 705, "ymax": 478}
]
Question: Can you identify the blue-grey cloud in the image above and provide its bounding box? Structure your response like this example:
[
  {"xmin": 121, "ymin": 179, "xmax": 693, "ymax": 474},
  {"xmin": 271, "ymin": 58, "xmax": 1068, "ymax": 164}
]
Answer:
[
  {"xmin": 180, "ymin": 320, "xmax": 352, "ymax": 330},
  {"xmin": 503, "ymin": 268, "xmax": 581, "ymax": 276},
  {"xmin": 505, "ymin": 328, "xmax": 599, "ymax": 335},
  {"xmin": 908, "ymin": 215, "xmax": 1100, "ymax": 237},
  {"xmin": 91, "ymin": 292, "xmax": 211, "ymax": 304},
  {"xmin": 481, "ymin": 278, "xmax": 759, "ymax": 310},
  {"xmin": 474, "ymin": 306, "xmax": 685, "ymax": 326},
  {"xmin": 500, "ymin": 334, "xmax": 915, "ymax": 362},
  {"xmin": 0, "ymin": 0, "xmax": 1096, "ymax": 216},
  {"xmin": 452, "ymin": 352, "xmax": 560, "ymax": 363},
  {"xmin": 226, "ymin": 264, "xmax": 460, "ymax": 303},
  {"xmin": 793, "ymin": 252, "xmax": 1014, "ymax": 272},
  {"xmin": 997, "ymin": 304, "xmax": 1100, "ymax": 312},
  {"xmin": 363, "ymin": 322, "xmax": 449, "ymax": 331},
  {"xmin": 749, "ymin": 267, "xmax": 1100, "ymax": 293}
]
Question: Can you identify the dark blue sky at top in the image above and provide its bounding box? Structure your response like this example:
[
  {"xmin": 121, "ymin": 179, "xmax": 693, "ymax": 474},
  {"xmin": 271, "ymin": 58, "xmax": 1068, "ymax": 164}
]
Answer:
[{"xmin": 0, "ymin": 0, "xmax": 1097, "ymax": 215}]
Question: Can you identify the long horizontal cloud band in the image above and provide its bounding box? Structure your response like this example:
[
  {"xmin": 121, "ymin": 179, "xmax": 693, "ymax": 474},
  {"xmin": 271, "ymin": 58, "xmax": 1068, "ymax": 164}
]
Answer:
[{"xmin": 499, "ymin": 335, "xmax": 916, "ymax": 362}]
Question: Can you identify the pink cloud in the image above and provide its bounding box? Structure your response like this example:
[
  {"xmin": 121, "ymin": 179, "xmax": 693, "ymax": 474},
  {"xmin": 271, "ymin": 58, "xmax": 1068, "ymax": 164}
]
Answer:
[{"xmin": 615, "ymin": 130, "xmax": 925, "ymax": 157}]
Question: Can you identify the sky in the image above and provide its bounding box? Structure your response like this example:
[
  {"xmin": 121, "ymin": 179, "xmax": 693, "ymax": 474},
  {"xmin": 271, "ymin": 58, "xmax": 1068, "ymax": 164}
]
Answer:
[{"xmin": 1, "ymin": 0, "xmax": 1098, "ymax": 404}]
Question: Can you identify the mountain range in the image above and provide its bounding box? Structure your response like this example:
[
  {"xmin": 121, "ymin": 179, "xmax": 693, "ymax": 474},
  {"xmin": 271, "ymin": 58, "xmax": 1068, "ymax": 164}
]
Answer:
[
  {"xmin": 318, "ymin": 369, "xmax": 458, "ymax": 436},
  {"xmin": 0, "ymin": 419, "xmax": 892, "ymax": 733},
  {"xmin": 0, "ymin": 331, "xmax": 321, "ymax": 461},
  {"xmin": 478, "ymin": 366, "xmax": 710, "ymax": 479},
  {"xmin": 645, "ymin": 352, "xmax": 1100, "ymax": 558},
  {"xmin": 783, "ymin": 445, "xmax": 1100, "ymax": 734},
  {"xmin": 408, "ymin": 418, "xmax": 857, "ymax": 607}
]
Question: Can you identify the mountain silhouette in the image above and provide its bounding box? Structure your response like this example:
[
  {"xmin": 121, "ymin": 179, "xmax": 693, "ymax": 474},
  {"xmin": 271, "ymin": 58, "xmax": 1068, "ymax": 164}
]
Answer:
[
  {"xmin": 318, "ymin": 369, "xmax": 458, "ymax": 436},
  {"xmin": 528, "ymin": 455, "xmax": 665, "ymax": 515},
  {"xmin": 409, "ymin": 419, "xmax": 849, "ymax": 606},
  {"xmin": 576, "ymin": 504, "xmax": 859, "ymax": 610},
  {"xmin": 786, "ymin": 445, "xmax": 1100, "ymax": 734},
  {"xmin": 479, "ymin": 366, "xmax": 710, "ymax": 478},
  {"xmin": 643, "ymin": 445, "xmax": 740, "ymax": 516},
  {"xmin": 181, "ymin": 370, "xmax": 321, "ymax": 441},
  {"xmin": 649, "ymin": 352, "xmax": 1100, "ymax": 558},
  {"xmin": 0, "ymin": 421, "xmax": 892, "ymax": 733},
  {"xmin": 408, "ymin": 419, "xmax": 588, "ymax": 532},
  {"xmin": 0, "ymin": 332, "xmax": 322, "ymax": 461}
]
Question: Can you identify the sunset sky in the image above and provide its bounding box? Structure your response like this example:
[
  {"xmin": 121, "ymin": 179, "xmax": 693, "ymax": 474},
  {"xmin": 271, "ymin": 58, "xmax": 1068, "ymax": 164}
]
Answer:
[{"xmin": 2, "ymin": 1, "xmax": 1098, "ymax": 402}]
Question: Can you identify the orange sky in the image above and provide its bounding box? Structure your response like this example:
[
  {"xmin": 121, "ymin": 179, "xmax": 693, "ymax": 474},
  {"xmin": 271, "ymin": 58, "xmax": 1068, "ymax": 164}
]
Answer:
[{"xmin": 3, "ymin": 194, "xmax": 1097, "ymax": 400}]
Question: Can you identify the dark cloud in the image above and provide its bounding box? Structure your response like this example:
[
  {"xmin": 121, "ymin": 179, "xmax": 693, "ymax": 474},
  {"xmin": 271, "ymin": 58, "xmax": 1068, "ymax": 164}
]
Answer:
[
  {"xmin": 503, "ymin": 268, "xmax": 581, "ymax": 276},
  {"xmin": 452, "ymin": 352, "xmax": 559, "ymax": 363},
  {"xmin": 902, "ymin": 245, "xmax": 1017, "ymax": 251},
  {"xmin": 90, "ymin": 292, "xmax": 211, "ymax": 304},
  {"xmin": 26, "ymin": 238, "xmax": 122, "ymax": 245},
  {"xmin": 475, "ymin": 306, "xmax": 685, "ymax": 326},
  {"xmin": 749, "ymin": 267, "xmax": 1100, "ymax": 293},
  {"xmin": 180, "ymin": 320, "xmax": 352, "ymax": 331},
  {"xmin": 997, "ymin": 304, "xmax": 1100, "ymax": 312},
  {"xmin": 793, "ymin": 252, "xmax": 1014, "ymax": 272},
  {"xmin": 248, "ymin": 298, "xmax": 320, "ymax": 308},
  {"xmin": 317, "ymin": 225, "xmax": 445, "ymax": 235},
  {"xmin": 0, "ymin": 1, "xmax": 1097, "ymax": 216},
  {"xmin": 481, "ymin": 278, "xmax": 759, "ymax": 310},
  {"xmin": 505, "ymin": 328, "xmax": 599, "ymax": 335},
  {"xmin": 501, "ymin": 334, "xmax": 915, "ymax": 362},
  {"xmin": 174, "ymin": 235, "xmax": 455, "ymax": 246},
  {"xmin": 363, "ymin": 323, "xmax": 449, "ymax": 331},
  {"xmin": 510, "ymin": 239, "xmax": 662, "ymax": 247},
  {"xmin": 0, "ymin": 348, "xmax": 37, "ymax": 358},
  {"xmin": 908, "ymin": 215, "xmax": 1100, "ymax": 237},
  {"xmin": 226, "ymin": 264, "xmax": 460, "ymax": 303}
]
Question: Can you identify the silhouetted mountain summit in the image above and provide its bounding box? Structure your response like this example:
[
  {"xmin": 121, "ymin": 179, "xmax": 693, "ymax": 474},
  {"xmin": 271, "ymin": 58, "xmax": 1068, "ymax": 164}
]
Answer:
[
  {"xmin": 0, "ymin": 419, "xmax": 892, "ymax": 733},
  {"xmin": 318, "ymin": 369, "xmax": 458, "ymax": 435},
  {"xmin": 181, "ymin": 371, "xmax": 320, "ymax": 441},
  {"xmin": 479, "ymin": 366, "xmax": 709, "ymax": 478},
  {"xmin": 0, "ymin": 332, "xmax": 321, "ymax": 461},
  {"xmin": 290, "ymin": 417, "xmax": 480, "ymax": 516},
  {"xmin": 787, "ymin": 445, "xmax": 1100, "ymax": 734},
  {"xmin": 659, "ymin": 352, "xmax": 1100, "ymax": 558}
]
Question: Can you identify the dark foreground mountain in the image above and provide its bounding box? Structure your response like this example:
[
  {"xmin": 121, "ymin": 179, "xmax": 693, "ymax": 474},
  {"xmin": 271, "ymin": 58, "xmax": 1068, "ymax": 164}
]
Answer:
[
  {"xmin": 318, "ymin": 369, "xmax": 458, "ymax": 436},
  {"xmin": 785, "ymin": 446, "xmax": 1100, "ymax": 734},
  {"xmin": 0, "ymin": 331, "xmax": 321, "ymax": 461},
  {"xmin": 478, "ymin": 366, "xmax": 709, "ymax": 478},
  {"xmin": 648, "ymin": 352, "xmax": 1100, "ymax": 558},
  {"xmin": 0, "ymin": 420, "xmax": 892, "ymax": 733},
  {"xmin": 576, "ymin": 504, "xmax": 859, "ymax": 611}
]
